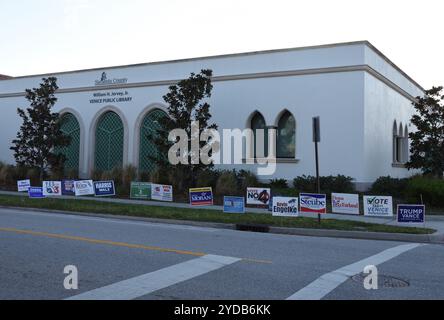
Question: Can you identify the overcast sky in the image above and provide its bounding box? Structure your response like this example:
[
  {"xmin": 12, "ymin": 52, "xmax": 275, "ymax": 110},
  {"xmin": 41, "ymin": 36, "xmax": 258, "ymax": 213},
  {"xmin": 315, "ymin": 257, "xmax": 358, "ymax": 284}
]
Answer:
[{"xmin": 0, "ymin": 0, "xmax": 442, "ymax": 88}]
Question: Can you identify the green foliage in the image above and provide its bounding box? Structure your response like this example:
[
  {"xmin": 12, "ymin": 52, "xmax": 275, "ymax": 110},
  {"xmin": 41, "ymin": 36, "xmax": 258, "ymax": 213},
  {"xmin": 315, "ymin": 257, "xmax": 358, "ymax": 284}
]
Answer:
[
  {"xmin": 237, "ymin": 170, "xmax": 260, "ymax": 191},
  {"xmin": 293, "ymin": 175, "xmax": 355, "ymax": 194},
  {"xmin": 407, "ymin": 86, "xmax": 444, "ymax": 177},
  {"xmin": 10, "ymin": 77, "xmax": 71, "ymax": 180},
  {"xmin": 147, "ymin": 70, "xmax": 218, "ymax": 190},
  {"xmin": 196, "ymin": 169, "xmax": 221, "ymax": 190},
  {"xmin": 405, "ymin": 176, "xmax": 444, "ymax": 207},
  {"xmin": 215, "ymin": 171, "xmax": 239, "ymax": 196},
  {"xmin": 370, "ymin": 176, "xmax": 409, "ymax": 198},
  {"xmin": 0, "ymin": 165, "xmax": 18, "ymax": 188},
  {"xmin": 149, "ymin": 167, "xmax": 173, "ymax": 185},
  {"xmin": 293, "ymin": 175, "xmax": 316, "ymax": 192},
  {"xmin": 269, "ymin": 179, "xmax": 289, "ymax": 189}
]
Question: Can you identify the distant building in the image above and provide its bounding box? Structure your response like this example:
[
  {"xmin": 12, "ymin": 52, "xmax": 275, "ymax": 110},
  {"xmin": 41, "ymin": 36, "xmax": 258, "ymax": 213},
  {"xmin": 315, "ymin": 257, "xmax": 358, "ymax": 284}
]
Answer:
[
  {"xmin": 0, "ymin": 41, "xmax": 423, "ymax": 190},
  {"xmin": 0, "ymin": 74, "xmax": 12, "ymax": 80}
]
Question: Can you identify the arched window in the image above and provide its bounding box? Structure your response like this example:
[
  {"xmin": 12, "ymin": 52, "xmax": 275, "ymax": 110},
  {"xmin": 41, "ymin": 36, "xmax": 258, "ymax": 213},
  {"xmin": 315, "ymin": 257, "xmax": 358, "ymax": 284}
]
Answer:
[
  {"xmin": 139, "ymin": 109, "xmax": 169, "ymax": 174},
  {"xmin": 403, "ymin": 125, "xmax": 409, "ymax": 163},
  {"xmin": 57, "ymin": 113, "xmax": 80, "ymax": 172},
  {"xmin": 251, "ymin": 112, "xmax": 268, "ymax": 158},
  {"xmin": 95, "ymin": 111, "xmax": 124, "ymax": 171},
  {"xmin": 393, "ymin": 121, "xmax": 408, "ymax": 164},
  {"xmin": 277, "ymin": 111, "xmax": 296, "ymax": 158}
]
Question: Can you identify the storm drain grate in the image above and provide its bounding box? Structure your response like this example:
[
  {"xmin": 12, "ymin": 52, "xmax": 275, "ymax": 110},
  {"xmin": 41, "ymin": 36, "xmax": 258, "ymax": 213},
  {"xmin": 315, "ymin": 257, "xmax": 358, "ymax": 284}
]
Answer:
[
  {"xmin": 236, "ymin": 224, "xmax": 270, "ymax": 233},
  {"xmin": 352, "ymin": 273, "xmax": 410, "ymax": 288}
]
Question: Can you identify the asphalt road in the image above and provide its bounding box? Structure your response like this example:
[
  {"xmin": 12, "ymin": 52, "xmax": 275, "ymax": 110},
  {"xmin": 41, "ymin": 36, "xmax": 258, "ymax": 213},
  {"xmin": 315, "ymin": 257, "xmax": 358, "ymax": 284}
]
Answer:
[{"xmin": 0, "ymin": 207, "xmax": 443, "ymax": 300}]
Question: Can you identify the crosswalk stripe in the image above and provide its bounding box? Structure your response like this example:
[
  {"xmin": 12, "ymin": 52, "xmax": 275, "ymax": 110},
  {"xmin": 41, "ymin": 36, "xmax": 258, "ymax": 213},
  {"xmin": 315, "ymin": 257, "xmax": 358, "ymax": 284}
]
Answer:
[
  {"xmin": 66, "ymin": 254, "xmax": 241, "ymax": 300},
  {"xmin": 286, "ymin": 243, "xmax": 424, "ymax": 300}
]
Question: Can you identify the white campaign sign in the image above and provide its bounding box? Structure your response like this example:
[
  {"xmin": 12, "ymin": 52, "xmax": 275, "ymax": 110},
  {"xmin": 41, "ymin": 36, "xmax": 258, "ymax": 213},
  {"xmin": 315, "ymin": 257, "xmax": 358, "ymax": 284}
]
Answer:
[
  {"xmin": 17, "ymin": 179, "xmax": 31, "ymax": 192},
  {"xmin": 247, "ymin": 188, "xmax": 271, "ymax": 206},
  {"xmin": 151, "ymin": 184, "xmax": 173, "ymax": 202},
  {"xmin": 272, "ymin": 197, "xmax": 299, "ymax": 217},
  {"xmin": 332, "ymin": 193, "xmax": 360, "ymax": 215},
  {"xmin": 74, "ymin": 180, "xmax": 95, "ymax": 196},
  {"xmin": 42, "ymin": 181, "xmax": 62, "ymax": 196},
  {"xmin": 364, "ymin": 196, "xmax": 393, "ymax": 217}
]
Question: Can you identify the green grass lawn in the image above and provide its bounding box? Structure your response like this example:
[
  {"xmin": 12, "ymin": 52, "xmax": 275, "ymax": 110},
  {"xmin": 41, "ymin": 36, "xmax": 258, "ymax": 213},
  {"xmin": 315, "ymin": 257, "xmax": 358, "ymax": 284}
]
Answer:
[{"xmin": 0, "ymin": 195, "xmax": 435, "ymax": 235}]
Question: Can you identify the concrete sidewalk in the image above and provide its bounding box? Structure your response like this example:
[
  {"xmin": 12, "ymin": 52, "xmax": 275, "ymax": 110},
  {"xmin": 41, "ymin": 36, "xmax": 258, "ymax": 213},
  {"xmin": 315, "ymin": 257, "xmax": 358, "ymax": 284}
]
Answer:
[{"xmin": 1, "ymin": 190, "xmax": 444, "ymax": 237}]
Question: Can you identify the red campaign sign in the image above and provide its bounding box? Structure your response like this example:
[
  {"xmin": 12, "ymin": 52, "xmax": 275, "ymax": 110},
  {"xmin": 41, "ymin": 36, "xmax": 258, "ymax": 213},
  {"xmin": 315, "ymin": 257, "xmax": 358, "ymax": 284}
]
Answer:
[{"xmin": 300, "ymin": 193, "xmax": 327, "ymax": 214}]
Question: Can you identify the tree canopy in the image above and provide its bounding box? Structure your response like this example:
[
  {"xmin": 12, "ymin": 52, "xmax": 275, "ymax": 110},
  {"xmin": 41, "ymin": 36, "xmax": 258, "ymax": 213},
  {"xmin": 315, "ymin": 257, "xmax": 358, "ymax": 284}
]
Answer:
[
  {"xmin": 10, "ymin": 77, "xmax": 70, "ymax": 180},
  {"xmin": 407, "ymin": 86, "xmax": 444, "ymax": 177}
]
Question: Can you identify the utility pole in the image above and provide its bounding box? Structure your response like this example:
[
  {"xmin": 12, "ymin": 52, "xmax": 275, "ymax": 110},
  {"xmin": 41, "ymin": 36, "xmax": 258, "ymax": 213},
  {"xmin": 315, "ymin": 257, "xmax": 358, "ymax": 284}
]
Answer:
[{"xmin": 313, "ymin": 117, "xmax": 321, "ymax": 225}]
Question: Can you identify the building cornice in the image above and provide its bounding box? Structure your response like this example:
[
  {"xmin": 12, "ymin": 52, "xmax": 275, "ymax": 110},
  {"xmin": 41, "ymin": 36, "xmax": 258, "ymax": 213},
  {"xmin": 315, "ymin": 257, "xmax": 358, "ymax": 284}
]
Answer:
[
  {"xmin": 3, "ymin": 40, "xmax": 424, "ymax": 93},
  {"xmin": 0, "ymin": 64, "xmax": 418, "ymax": 102}
]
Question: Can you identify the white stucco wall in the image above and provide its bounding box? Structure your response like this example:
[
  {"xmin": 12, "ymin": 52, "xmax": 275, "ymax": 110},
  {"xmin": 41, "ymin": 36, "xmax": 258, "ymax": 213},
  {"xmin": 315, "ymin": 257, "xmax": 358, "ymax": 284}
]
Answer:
[
  {"xmin": 363, "ymin": 73, "xmax": 421, "ymax": 183},
  {"xmin": 0, "ymin": 41, "xmax": 424, "ymax": 185}
]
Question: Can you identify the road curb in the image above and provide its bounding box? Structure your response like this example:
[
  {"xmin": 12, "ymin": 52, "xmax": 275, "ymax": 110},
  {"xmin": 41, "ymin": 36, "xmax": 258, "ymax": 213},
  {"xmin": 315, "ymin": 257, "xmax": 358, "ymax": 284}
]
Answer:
[{"xmin": 1, "ymin": 205, "xmax": 442, "ymax": 244}]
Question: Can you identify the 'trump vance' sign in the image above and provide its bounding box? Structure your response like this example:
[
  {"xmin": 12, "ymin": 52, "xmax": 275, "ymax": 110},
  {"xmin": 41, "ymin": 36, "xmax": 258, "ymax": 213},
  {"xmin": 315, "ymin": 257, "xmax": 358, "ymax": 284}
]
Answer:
[
  {"xmin": 300, "ymin": 193, "xmax": 327, "ymax": 214},
  {"xmin": 397, "ymin": 205, "xmax": 425, "ymax": 223},
  {"xmin": 364, "ymin": 196, "xmax": 393, "ymax": 217},
  {"xmin": 189, "ymin": 187, "xmax": 214, "ymax": 206},
  {"xmin": 247, "ymin": 188, "xmax": 271, "ymax": 206}
]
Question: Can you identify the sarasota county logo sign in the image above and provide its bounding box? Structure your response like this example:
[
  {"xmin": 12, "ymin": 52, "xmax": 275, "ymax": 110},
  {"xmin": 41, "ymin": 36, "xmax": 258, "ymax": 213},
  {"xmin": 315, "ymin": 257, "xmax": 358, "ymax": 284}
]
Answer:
[{"xmin": 95, "ymin": 72, "xmax": 128, "ymax": 86}]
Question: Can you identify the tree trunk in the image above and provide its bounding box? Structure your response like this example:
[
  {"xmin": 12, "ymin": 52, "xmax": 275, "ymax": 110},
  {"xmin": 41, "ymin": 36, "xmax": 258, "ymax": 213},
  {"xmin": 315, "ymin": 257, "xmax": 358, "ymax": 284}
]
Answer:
[{"xmin": 40, "ymin": 163, "xmax": 44, "ymax": 183}]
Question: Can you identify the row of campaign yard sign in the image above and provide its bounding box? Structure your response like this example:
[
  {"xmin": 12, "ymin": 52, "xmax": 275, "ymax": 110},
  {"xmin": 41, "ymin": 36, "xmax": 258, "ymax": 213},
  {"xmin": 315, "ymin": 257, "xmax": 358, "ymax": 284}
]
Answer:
[
  {"xmin": 230, "ymin": 188, "xmax": 425, "ymax": 224},
  {"xmin": 17, "ymin": 179, "xmax": 425, "ymax": 224},
  {"xmin": 18, "ymin": 179, "xmax": 116, "ymax": 198}
]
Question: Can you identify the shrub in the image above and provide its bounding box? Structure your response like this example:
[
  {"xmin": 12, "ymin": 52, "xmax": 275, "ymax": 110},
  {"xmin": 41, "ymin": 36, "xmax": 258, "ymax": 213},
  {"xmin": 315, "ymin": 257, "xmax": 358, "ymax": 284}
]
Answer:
[
  {"xmin": 293, "ymin": 175, "xmax": 355, "ymax": 194},
  {"xmin": 0, "ymin": 165, "xmax": 17, "ymax": 188},
  {"xmin": 27, "ymin": 167, "xmax": 41, "ymax": 185},
  {"xmin": 196, "ymin": 169, "xmax": 221, "ymax": 189},
  {"xmin": 370, "ymin": 176, "xmax": 409, "ymax": 198},
  {"xmin": 91, "ymin": 169, "xmax": 103, "ymax": 181},
  {"xmin": 405, "ymin": 176, "xmax": 444, "ymax": 207},
  {"xmin": 215, "ymin": 171, "xmax": 239, "ymax": 196},
  {"xmin": 293, "ymin": 175, "xmax": 316, "ymax": 192},
  {"xmin": 100, "ymin": 168, "xmax": 121, "ymax": 185},
  {"xmin": 64, "ymin": 169, "xmax": 79, "ymax": 180},
  {"xmin": 139, "ymin": 171, "xmax": 151, "ymax": 182},
  {"xmin": 150, "ymin": 167, "xmax": 172, "ymax": 185},
  {"xmin": 122, "ymin": 165, "xmax": 137, "ymax": 186},
  {"xmin": 321, "ymin": 175, "xmax": 355, "ymax": 194},
  {"xmin": 269, "ymin": 179, "xmax": 289, "ymax": 189},
  {"xmin": 237, "ymin": 170, "xmax": 259, "ymax": 191}
]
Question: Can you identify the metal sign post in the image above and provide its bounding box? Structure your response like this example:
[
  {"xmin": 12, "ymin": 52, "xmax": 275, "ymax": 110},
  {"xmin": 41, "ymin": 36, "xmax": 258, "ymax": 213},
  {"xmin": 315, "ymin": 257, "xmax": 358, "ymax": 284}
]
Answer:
[{"xmin": 313, "ymin": 117, "xmax": 321, "ymax": 224}]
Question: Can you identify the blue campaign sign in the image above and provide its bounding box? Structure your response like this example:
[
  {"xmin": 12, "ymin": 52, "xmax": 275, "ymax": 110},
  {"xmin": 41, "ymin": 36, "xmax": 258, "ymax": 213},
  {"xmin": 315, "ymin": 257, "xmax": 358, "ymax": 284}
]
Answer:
[
  {"xmin": 28, "ymin": 187, "xmax": 45, "ymax": 199},
  {"xmin": 397, "ymin": 205, "xmax": 425, "ymax": 223},
  {"xmin": 62, "ymin": 180, "xmax": 76, "ymax": 196},
  {"xmin": 224, "ymin": 197, "xmax": 245, "ymax": 214},
  {"xmin": 94, "ymin": 181, "xmax": 116, "ymax": 197}
]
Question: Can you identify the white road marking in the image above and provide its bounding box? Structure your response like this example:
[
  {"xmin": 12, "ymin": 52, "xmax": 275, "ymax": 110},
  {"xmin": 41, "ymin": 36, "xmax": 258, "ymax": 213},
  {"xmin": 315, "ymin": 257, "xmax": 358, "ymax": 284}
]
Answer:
[
  {"xmin": 66, "ymin": 254, "xmax": 241, "ymax": 300},
  {"xmin": 287, "ymin": 243, "xmax": 425, "ymax": 300}
]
